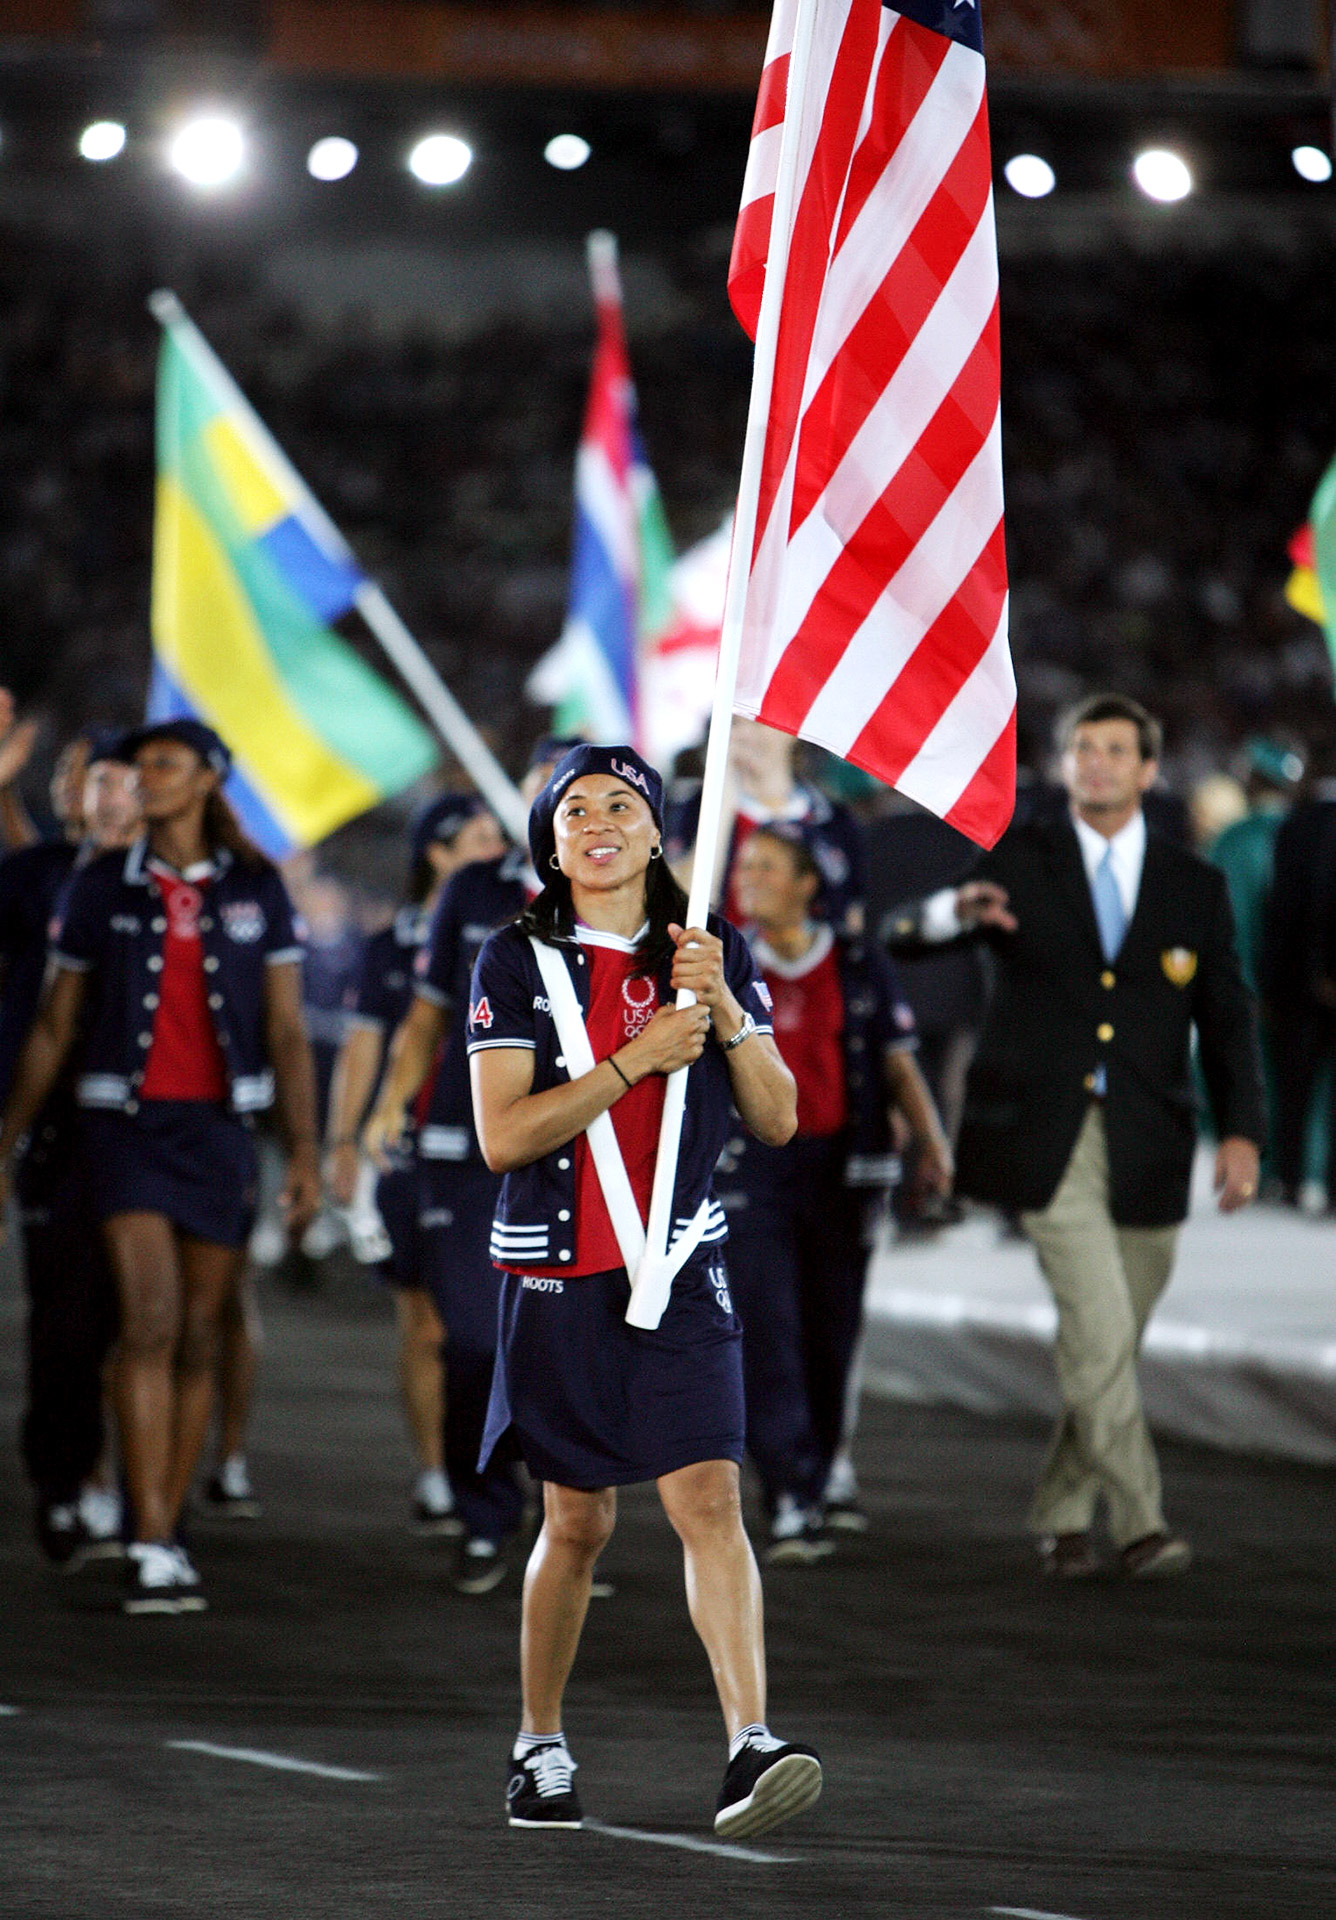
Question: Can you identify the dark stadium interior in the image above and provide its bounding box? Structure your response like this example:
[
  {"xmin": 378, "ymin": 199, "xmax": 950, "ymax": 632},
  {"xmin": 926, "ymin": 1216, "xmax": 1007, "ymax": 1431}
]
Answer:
[{"xmin": 3, "ymin": 5, "xmax": 1336, "ymax": 1915}]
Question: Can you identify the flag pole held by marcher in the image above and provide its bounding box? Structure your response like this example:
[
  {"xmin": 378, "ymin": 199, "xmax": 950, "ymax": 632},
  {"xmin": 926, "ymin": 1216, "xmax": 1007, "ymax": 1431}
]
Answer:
[{"xmin": 625, "ymin": 0, "xmax": 824, "ymax": 1331}]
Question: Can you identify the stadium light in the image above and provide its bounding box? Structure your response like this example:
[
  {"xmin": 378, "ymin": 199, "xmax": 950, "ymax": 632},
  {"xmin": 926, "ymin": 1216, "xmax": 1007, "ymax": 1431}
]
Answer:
[
  {"xmin": 1292, "ymin": 144, "xmax": 1333, "ymax": 184},
  {"xmin": 1003, "ymin": 153, "xmax": 1055, "ymax": 199},
  {"xmin": 408, "ymin": 134, "xmax": 472, "ymax": 187},
  {"xmin": 545, "ymin": 134, "xmax": 591, "ymax": 172},
  {"xmin": 79, "ymin": 121, "xmax": 126, "ymax": 163},
  {"xmin": 1132, "ymin": 148, "xmax": 1192, "ymax": 204},
  {"xmin": 308, "ymin": 136, "xmax": 358, "ymax": 182},
  {"xmin": 169, "ymin": 116, "xmax": 245, "ymax": 189}
]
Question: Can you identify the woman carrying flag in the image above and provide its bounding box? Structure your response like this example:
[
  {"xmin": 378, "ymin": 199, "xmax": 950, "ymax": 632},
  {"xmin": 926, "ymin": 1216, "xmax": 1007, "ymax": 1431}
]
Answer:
[
  {"xmin": 0, "ymin": 719, "xmax": 320, "ymax": 1614},
  {"xmin": 467, "ymin": 742, "xmax": 822, "ymax": 1841}
]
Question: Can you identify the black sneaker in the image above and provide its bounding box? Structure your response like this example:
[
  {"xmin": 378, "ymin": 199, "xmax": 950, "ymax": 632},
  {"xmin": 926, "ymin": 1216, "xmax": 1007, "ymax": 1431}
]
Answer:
[
  {"xmin": 453, "ymin": 1536, "xmax": 507, "ymax": 1594},
  {"xmin": 714, "ymin": 1738, "xmax": 822, "ymax": 1840},
  {"xmin": 412, "ymin": 1494, "xmax": 463, "ymax": 1538},
  {"xmin": 764, "ymin": 1498, "xmax": 835, "ymax": 1566},
  {"xmin": 36, "ymin": 1502, "xmax": 91, "ymax": 1571},
  {"xmin": 204, "ymin": 1462, "xmax": 262, "ymax": 1521},
  {"xmin": 124, "ymin": 1542, "xmax": 207, "ymax": 1615},
  {"xmin": 506, "ymin": 1743, "xmax": 583, "ymax": 1828},
  {"xmin": 824, "ymin": 1496, "xmax": 869, "ymax": 1535}
]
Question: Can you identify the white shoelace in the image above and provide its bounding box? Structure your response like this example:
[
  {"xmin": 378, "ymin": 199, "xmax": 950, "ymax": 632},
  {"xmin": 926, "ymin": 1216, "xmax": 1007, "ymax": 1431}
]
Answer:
[
  {"xmin": 526, "ymin": 1746, "xmax": 576, "ymax": 1799},
  {"xmin": 132, "ymin": 1543, "xmax": 182, "ymax": 1589}
]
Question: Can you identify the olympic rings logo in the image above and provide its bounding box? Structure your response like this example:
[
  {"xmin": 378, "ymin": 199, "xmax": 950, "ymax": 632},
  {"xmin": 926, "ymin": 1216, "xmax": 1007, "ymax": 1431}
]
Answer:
[{"xmin": 621, "ymin": 973, "xmax": 657, "ymax": 1038}]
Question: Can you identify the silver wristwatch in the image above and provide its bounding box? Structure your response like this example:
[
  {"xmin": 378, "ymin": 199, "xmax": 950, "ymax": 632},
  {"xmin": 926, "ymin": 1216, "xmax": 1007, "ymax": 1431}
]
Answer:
[{"xmin": 721, "ymin": 1011, "xmax": 757, "ymax": 1052}]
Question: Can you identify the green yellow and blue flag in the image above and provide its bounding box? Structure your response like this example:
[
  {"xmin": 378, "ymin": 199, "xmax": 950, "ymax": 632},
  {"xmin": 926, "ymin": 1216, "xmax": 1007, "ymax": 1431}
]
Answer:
[{"xmin": 149, "ymin": 293, "xmax": 439, "ymax": 856}]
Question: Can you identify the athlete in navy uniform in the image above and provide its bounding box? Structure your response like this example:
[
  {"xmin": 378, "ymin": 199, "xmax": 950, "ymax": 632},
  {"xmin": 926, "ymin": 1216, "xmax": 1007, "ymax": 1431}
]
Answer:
[
  {"xmin": 1, "ymin": 730, "xmax": 140, "ymax": 1565},
  {"xmin": 665, "ymin": 717, "xmax": 867, "ymax": 936},
  {"xmin": 721, "ymin": 823, "xmax": 952, "ymax": 1556},
  {"xmin": 326, "ymin": 793, "xmax": 506, "ymax": 1535},
  {"xmin": 0, "ymin": 720, "xmax": 320, "ymax": 1614},
  {"xmin": 467, "ymin": 743, "xmax": 822, "ymax": 1841},
  {"xmin": 363, "ymin": 738, "xmax": 581, "ymax": 1589}
]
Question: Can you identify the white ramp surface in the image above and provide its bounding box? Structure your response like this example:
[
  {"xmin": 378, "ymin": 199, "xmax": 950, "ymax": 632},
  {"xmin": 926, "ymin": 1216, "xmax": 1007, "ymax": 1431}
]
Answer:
[{"xmin": 863, "ymin": 1152, "xmax": 1336, "ymax": 1464}]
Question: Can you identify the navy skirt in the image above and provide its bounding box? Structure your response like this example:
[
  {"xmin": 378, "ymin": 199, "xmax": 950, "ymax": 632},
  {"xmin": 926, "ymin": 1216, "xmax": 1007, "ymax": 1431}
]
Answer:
[
  {"xmin": 83, "ymin": 1102, "xmax": 258, "ymax": 1250},
  {"xmin": 373, "ymin": 1162, "xmax": 421, "ymax": 1289},
  {"xmin": 418, "ymin": 1159, "xmax": 504, "ymax": 1342},
  {"xmin": 479, "ymin": 1252, "xmax": 745, "ymax": 1490}
]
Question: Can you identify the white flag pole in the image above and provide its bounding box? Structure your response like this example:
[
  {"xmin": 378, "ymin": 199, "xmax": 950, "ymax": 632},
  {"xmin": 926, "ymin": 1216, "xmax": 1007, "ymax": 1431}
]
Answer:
[
  {"xmin": 147, "ymin": 290, "xmax": 529, "ymax": 847},
  {"xmin": 626, "ymin": 0, "xmax": 823, "ymax": 1330}
]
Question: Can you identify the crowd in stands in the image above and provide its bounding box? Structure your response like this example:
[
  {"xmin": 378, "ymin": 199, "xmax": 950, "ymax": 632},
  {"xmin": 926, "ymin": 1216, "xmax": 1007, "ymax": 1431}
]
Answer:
[{"xmin": 3, "ymin": 228, "xmax": 1335, "ymax": 848}]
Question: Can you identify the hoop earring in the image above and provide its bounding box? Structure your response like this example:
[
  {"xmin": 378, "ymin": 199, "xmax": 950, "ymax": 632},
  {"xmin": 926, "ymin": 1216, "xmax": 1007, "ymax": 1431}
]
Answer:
[
  {"xmin": 649, "ymin": 843, "xmax": 663, "ymax": 860},
  {"xmin": 548, "ymin": 853, "xmax": 561, "ymax": 872}
]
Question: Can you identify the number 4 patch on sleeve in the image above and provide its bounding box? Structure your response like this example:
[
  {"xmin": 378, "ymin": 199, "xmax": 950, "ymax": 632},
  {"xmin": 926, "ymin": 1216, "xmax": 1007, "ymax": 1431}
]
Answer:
[{"xmin": 470, "ymin": 996, "xmax": 494, "ymax": 1030}]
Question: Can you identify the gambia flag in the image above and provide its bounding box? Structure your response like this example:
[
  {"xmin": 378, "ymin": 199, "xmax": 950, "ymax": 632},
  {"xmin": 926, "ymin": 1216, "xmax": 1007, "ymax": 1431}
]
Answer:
[
  {"xmin": 149, "ymin": 293, "xmax": 439, "ymax": 855},
  {"xmin": 526, "ymin": 232, "xmax": 676, "ymax": 752}
]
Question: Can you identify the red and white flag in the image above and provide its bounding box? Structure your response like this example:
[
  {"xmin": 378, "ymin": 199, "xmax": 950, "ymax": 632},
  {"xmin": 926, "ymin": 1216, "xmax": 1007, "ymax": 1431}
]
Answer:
[{"xmin": 728, "ymin": 0, "xmax": 1013, "ymax": 848}]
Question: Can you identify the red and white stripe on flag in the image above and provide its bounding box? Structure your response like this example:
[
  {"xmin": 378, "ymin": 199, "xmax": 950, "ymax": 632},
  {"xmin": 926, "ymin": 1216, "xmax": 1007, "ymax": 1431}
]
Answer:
[{"xmin": 728, "ymin": 0, "xmax": 1014, "ymax": 848}]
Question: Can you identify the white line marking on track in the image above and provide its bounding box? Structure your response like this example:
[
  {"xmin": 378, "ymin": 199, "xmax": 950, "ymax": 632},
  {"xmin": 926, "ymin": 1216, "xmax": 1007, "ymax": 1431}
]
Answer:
[
  {"xmin": 0, "ymin": 1705, "xmax": 19, "ymax": 1717},
  {"xmin": 583, "ymin": 1818, "xmax": 800, "ymax": 1864},
  {"xmin": 167, "ymin": 1740, "xmax": 381, "ymax": 1783},
  {"xmin": 989, "ymin": 1907, "xmax": 1091, "ymax": 1919}
]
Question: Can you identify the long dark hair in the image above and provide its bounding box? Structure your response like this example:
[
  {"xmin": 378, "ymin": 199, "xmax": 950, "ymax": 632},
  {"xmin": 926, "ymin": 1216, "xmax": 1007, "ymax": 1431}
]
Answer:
[
  {"xmin": 519, "ymin": 853, "xmax": 688, "ymax": 976},
  {"xmin": 202, "ymin": 789, "xmax": 272, "ymax": 871}
]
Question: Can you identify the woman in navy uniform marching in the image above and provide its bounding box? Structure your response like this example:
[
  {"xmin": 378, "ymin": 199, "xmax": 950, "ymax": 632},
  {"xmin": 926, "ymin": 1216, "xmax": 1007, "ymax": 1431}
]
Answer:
[
  {"xmin": 721, "ymin": 823, "xmax": 952, "ymax": 1556},
  {"xmin": 1, "ymin": 728, "xmax": 141, "ymax": 1565},
  {"xmin": 0, "ymin": 719, "xmax": 320, "ymax": 1614},
  {"xmin": 467, "ymin": 742, "xmax": 822, "ymax": 1841},
  {"xmin": 326, "ymin": 792, "xmax": 506, "ymax": 1536},
  {"xmin": 361, "ymin": 736, "xmax": 580, "ymax": 1591}
]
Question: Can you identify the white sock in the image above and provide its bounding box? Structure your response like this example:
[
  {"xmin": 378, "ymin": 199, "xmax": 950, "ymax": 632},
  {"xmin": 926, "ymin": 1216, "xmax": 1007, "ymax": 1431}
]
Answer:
[
  {"xmin": 415, "ymin": 1468, "xmax": 451, "ymax": 1511},
  {"xmin": 513, "ymin": 1730, "xmax": 567, "ymax": 1760},
  {"xmin": 729, "ymin": 1723, "xmax": 783, "ymax": 1761}
]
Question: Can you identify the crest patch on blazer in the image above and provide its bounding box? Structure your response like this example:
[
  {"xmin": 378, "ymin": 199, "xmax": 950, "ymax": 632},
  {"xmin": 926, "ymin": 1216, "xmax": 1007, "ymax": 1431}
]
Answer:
[{"xmin": 1160, "ymin": 947, "xmax": 1197, "ymax": 988}]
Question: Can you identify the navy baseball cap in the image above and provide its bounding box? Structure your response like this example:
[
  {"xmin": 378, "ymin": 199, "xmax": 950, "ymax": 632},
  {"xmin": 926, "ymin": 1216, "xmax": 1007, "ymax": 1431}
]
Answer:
[
  {"xmin": 528, "ymin": 743, "xmax": 664, "ymax": 876},
  {"xmin": 121, "ymin": 718, "xmax": 232, "ymax": 779},
  {"xmin": 78, "ymin": 726, "xmax": 137, "ymax": 766},
  {"xmin": 410, "ymin": 791, "xmax": 487, "ymax": 869}
]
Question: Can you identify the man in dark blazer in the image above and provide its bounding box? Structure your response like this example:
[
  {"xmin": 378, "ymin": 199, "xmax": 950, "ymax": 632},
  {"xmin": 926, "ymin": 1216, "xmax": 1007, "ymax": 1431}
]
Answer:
[{"xmin": 930, "ymin": 695, "xmax": 1264, "ymax": 1578}]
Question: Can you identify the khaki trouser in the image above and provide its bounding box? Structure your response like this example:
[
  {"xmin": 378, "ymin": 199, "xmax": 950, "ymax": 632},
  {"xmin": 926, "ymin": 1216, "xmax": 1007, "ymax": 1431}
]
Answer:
[{"xmin": 1020, "ymin": 1106, "xmax": 1178, "ymax": 1548}]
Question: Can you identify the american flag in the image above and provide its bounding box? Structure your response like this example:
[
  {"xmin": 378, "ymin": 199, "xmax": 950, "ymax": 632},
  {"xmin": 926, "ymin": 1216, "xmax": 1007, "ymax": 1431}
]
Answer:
[{"xmin": 728, "ymin": 0, "xmax": 1014, "ymax": 848}]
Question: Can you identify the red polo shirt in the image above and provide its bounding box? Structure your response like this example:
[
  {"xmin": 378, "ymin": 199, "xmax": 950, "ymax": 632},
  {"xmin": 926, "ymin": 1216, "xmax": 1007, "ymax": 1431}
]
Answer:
[
  {"xmin": 139, "ymin": 861, "xmax": 229, "ymax": 1103},
  {"xmin": 513, "ymin": 927, "xmax": 666, "ymax": 1278},
  {"xmin": 753, "ymin": 925, "xmax": 848, "ymax": 1138}
]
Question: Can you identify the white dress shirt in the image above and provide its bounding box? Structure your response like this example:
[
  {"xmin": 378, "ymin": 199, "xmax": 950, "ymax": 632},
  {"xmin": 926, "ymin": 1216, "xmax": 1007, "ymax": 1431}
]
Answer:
[{"xmin": 1071, "ymin": 808, "xmax": 1146, "ymax": 926}]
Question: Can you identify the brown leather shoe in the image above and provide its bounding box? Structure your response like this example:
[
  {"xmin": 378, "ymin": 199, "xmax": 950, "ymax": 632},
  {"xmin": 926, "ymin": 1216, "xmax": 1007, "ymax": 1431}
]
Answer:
[
  {"xmin": 1037, "ymin": 1531, "xmax": 1101, "ymax": 1578},
  {"xmin": 1119, "ymin": 1531, "xmax": 1192, "ymax": 1577}
]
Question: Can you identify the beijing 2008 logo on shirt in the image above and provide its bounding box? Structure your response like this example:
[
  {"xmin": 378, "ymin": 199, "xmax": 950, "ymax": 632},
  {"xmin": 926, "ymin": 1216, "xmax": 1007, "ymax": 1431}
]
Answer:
[
  {"xmin": 621, "ymin": 974, "xmax": 657, "ymax": 1040},
  {"xmin": 222, "ymin": 900, "xmax": 267, "ymax": 944}
]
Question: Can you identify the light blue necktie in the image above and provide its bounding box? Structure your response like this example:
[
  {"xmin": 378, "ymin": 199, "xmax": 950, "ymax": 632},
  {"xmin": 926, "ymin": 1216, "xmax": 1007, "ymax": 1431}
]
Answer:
[{"xmin": 1091, "ymin": 843, "xmax": 1127, "ymax": 962}]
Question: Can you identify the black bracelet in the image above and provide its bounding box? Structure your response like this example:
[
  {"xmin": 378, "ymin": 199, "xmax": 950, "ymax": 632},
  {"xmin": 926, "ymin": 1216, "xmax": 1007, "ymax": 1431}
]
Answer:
[{"xmin": 608, "ymin": 1055, "xmax": 633, "ymax": 1091}]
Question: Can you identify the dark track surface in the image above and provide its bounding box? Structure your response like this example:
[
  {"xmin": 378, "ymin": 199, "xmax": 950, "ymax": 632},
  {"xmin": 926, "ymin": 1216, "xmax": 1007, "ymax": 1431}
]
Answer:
[{"xmin": 2, "ymin": 1248, "xmax": 1334, "ymax": 1920}]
